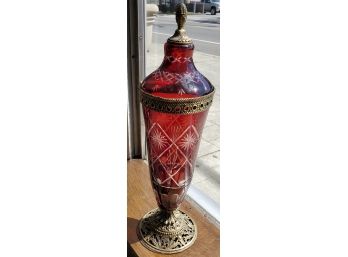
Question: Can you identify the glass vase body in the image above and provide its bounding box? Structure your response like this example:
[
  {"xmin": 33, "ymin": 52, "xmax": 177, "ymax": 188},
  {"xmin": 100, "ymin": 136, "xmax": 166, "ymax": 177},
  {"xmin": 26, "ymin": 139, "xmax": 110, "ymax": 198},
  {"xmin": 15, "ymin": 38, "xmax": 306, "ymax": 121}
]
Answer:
[{"xmin": 141, "ymin": 42, "xmax": 214, "ymax": 211}]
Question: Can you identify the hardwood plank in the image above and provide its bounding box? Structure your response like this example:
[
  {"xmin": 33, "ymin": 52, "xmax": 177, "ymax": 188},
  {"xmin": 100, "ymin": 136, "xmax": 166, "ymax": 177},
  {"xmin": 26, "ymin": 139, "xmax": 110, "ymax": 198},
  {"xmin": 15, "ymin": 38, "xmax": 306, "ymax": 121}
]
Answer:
[{"xmin": 127, "ymin": 159, "xmax": 220, "ymax": 257}]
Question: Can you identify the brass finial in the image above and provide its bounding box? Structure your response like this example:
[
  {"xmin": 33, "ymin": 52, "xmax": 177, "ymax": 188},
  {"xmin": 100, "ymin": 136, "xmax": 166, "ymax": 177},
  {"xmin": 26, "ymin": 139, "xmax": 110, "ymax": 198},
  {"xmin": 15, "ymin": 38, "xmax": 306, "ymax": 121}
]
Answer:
[{"xmin": 167, "ymin": 3, "xmax": 192, "ymax": 45}]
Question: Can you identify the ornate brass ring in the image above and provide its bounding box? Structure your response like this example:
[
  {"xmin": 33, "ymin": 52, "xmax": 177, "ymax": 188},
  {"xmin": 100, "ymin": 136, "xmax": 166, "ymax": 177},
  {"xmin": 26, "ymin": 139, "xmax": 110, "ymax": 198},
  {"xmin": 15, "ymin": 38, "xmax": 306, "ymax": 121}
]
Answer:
[{"xmin": 140, "ymin": 88, "xmax": 215, "ymax": 115}]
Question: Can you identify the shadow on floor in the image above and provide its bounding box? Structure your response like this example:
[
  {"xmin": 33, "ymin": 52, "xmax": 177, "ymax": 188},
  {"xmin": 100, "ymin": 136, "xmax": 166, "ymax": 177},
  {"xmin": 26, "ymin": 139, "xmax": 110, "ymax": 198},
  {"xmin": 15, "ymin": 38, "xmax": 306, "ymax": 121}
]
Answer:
[{"xmin": 127, "ymin": 217, "xmax": 140, "ymax": 244}]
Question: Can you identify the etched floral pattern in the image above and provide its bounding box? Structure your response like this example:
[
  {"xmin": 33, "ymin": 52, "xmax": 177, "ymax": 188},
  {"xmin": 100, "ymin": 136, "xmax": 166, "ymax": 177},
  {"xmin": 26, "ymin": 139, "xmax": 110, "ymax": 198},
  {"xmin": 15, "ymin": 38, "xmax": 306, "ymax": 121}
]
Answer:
[
  {"xmin": 146, "ymin": 116, "xmax": 205, "ymax": 193},
  {"xmin": 178, "ymin": 72, "xmax": 194, "ymax": 85},
  {"xmin": 151, "ymin": 70, "xmax": 205, "ymax": 86},
  {"xmin": 151, "ymin": 129, "xmax": 168, "ymax": 149},
  {"xmin": 179, "ymin": 131, "xmax": 198, "ymax": 151},
  {"xmin": 164, "ymin": 56, "xmax": 192, "ymax": 63}
]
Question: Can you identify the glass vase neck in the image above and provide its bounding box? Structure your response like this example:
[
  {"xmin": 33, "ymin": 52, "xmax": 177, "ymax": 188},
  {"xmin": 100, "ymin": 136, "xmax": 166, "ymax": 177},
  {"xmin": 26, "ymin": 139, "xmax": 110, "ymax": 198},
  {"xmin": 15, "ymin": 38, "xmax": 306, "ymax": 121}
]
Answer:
[
  {"xmin": 161, "ymin": 42, "xmax": 195, "ymax": 72},
  {"xmin": 164, "ymin": 42, "xmax": 194, "ymax": 59}
]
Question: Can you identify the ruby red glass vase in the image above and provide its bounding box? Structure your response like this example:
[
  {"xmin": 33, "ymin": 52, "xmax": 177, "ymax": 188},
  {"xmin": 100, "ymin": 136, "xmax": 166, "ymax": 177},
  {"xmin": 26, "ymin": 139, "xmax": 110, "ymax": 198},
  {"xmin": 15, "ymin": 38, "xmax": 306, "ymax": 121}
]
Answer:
[{"xmin": 137, "ymin": 3, "xmax": 215, "ymax": 254}]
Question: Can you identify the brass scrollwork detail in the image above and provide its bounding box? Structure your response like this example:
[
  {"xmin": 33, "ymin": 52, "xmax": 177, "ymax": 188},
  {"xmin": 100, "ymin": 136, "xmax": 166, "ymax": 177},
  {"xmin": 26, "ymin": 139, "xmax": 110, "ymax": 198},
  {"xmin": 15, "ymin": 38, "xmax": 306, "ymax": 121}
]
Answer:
[
  {"xmin": 137, "ymin": 208, "xmax": 197, "ymax": 254},
  {"xmin": 140, "ymin": 88, "xmax": 215, "ymax": 115}
]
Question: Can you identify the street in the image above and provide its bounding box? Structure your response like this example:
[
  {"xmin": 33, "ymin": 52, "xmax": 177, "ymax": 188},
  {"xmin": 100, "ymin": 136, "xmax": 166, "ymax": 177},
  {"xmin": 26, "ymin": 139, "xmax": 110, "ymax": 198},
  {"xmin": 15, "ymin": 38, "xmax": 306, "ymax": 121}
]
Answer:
[{"xmin": 153, "ymin": 13, "xmax": 220, "ymax": 56}]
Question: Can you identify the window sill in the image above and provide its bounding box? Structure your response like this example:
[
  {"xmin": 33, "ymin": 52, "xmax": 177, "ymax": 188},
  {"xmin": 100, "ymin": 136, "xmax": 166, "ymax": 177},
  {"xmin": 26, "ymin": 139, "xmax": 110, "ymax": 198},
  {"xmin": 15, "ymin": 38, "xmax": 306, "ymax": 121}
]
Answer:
[{"xmin": 127, "ymin": 159, "xmax": 220, "ymax": 257}]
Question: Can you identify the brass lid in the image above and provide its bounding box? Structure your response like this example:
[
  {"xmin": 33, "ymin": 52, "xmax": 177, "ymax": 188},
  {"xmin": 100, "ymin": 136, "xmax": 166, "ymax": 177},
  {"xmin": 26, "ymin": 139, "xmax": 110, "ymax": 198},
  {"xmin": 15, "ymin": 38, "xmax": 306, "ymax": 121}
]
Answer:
[{"xmin": 167, "ymin": 3, "xmax": 193, "ymax": 45}]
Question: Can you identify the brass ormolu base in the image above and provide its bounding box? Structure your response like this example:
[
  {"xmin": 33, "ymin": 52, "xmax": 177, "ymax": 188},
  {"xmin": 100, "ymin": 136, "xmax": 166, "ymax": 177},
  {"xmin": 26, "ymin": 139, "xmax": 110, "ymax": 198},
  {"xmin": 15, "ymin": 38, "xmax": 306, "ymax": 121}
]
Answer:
[{"xmin": 137, "ymin": 208, "xmax": 197, "ymax": 254}]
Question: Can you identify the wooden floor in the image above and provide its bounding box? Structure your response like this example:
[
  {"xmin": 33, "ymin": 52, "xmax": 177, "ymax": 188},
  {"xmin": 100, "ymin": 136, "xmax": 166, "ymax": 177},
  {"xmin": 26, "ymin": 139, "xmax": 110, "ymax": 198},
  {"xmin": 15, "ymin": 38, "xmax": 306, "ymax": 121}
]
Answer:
[{"xmin": 127, "ymin": 159, "xmax": 220, "ymax": 257}]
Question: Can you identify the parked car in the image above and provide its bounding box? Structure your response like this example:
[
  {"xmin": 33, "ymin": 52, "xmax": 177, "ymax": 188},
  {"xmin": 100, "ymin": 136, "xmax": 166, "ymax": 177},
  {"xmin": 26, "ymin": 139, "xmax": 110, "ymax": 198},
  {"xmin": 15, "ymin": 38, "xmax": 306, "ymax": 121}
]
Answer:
[{"xmin": 201, "ymin": 0, "xmax": 220, "ymax": 15}]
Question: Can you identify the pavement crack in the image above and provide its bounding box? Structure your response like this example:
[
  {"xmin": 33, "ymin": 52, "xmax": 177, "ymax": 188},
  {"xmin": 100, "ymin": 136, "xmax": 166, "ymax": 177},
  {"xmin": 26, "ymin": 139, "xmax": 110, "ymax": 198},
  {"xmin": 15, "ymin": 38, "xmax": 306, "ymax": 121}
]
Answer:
[{"xmin": 198, "ymin": 150, "xmax": 220, "ymax": 158}]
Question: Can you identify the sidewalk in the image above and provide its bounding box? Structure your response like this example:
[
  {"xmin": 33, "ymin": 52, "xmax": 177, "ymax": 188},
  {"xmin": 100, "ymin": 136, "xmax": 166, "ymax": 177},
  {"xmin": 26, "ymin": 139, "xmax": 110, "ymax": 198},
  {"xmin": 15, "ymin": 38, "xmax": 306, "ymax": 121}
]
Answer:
[{"xmin": 145, "ymin": 42, "xmax": 220, "ymax": 205}]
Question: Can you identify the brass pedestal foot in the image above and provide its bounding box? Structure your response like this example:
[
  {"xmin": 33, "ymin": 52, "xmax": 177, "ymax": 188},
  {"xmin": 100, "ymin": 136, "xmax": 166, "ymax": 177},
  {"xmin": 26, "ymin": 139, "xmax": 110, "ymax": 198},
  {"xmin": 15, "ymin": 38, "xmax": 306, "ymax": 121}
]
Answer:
[{"xmin": 137, "ymin": 208, "xmax": 197, "ymax": 254}]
